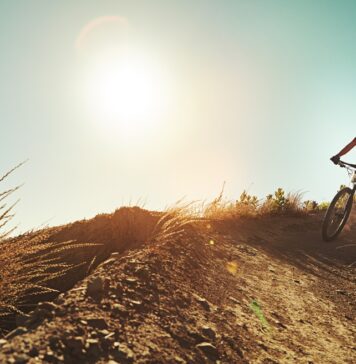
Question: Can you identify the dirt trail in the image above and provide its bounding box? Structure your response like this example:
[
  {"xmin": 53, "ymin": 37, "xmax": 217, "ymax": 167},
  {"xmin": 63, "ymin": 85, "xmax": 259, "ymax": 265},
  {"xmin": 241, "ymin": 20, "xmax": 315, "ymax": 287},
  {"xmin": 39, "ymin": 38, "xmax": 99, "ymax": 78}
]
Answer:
[{"xmin": 0, "ymin": 209, "xmax": 355, "ymax": 363}]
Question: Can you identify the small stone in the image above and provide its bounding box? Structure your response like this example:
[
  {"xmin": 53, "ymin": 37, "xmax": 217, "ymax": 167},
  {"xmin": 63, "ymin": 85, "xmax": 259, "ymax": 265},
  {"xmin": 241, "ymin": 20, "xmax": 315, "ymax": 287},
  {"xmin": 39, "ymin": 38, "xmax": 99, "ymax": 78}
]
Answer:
[
  {"xmin": 194, "ymin": 295, "xmax": 211, "ymax": 311},
  {"xmin": 112, "ymin": 343, "xmax": 134, "ymax": 362},
  {"xmin": 336, "ymin": 289, "xmax": 347, "ymax": 295},
  {"xmin": 128, "ymin": 299, "xmax": 142, "ymax": 307},
  {"xmin": 49, "ymin": 335, "xmax": 60, "ymax": 349},
  {"xmin": 87, "ymin": 277, "xmax": 104, "ymax": 298},
  {"xmin": 28, "ymin": 347, "xmax": 39, "ymax": 357},
  {"xmin": 43, "ymin": 350, "xmax": 57, "ymax": 363},
  {"xmin": 124, "ymin": 277, "xmax": 137, "ymax": 286},
  {"xmin": 13, "ymin": 353, "xmax": 29, "ymax": 364},
  {"xmin": 86, "ymin": 338, "xmax": 102, "ymax": 357},
  {"xmin": 196, "ymin": 342, "xmax": 218, "ymax": 360},
  {"xmin": 0, "ymin": 338, "xmax": 8, "ymax": 346},
  {"xmin": 113, "ymin": 303, "xmax": 128, "ymax": 315},
  {"xmin": 64, "ymin": 336, "xmax": 84, "ymax": 354},
  {"xmin": 201, "ymin": 325, "xmax": 216, "ymax": 340},
  {"xmin": 87, "ymin": 318, "xmax": 108, "ymax": 330},
  {"xmin": 98, "ymin": 329, "xmax": 110, "ymax": 337},
  {"xmin": 86, "ymin": 338, "xmax": 99, "ymax": 345}
]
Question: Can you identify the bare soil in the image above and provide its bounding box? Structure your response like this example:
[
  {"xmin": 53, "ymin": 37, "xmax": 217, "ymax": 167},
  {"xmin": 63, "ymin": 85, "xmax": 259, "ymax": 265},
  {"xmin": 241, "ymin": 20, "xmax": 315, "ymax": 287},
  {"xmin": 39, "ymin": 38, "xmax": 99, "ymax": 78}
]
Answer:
[{"xmin": 0, "ymin": 208, "xmax": 355, "ymax": 363}]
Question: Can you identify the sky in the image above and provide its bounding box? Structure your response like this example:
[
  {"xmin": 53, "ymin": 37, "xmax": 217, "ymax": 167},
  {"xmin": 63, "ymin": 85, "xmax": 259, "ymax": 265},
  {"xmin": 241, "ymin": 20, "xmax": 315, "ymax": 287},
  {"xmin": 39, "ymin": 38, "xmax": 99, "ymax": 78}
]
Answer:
[{"xmin": 1, "ymin": 0, "xmax": 355, "ymax": 232}]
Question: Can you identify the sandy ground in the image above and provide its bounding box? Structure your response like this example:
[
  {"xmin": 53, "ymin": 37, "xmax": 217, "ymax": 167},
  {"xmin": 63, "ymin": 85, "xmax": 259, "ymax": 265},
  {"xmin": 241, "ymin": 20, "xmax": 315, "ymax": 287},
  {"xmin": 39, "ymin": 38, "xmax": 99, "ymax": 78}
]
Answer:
[{"xmin": 0, "ymin": 208, "xmax": 355, "ymax": 363}]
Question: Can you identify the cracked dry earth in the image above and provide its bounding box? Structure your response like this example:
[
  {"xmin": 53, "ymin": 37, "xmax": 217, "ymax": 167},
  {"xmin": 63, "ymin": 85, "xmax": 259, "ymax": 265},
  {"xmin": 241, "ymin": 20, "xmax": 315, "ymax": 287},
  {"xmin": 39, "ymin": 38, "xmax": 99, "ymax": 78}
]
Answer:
[{"xmin": 0, "ymin": 209, "xmax": 355, "ymax": 363}]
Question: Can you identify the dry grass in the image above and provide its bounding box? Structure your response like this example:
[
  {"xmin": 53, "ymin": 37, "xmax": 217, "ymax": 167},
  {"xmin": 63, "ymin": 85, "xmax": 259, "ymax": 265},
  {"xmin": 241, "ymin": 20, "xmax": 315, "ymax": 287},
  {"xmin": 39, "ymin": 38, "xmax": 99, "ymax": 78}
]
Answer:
[
  {"xmin": 0, "ymin": 232, "xmax": 96, "ymax": 318},
  {"xmin": 150, "ymin": 201, "xmax": 197, "ymax": 245},
  {"xmin": 202, "ymin": 186, "xmax": 306, "ymax": 220},
  {"xmin": 0, "ymin": 165, "xmax": 98, "ymax": 329}
]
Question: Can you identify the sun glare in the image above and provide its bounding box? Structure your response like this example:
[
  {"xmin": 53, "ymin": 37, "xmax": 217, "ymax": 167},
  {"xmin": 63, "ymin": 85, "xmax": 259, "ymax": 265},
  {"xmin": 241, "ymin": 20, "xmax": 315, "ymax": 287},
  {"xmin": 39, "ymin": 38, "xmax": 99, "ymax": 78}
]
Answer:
[
  {"xmin": 84, "ymin": 54, "xmax": 167, "ymax": 135},
  {"xmin": 76, "ymin": 16, "xmax": 171, "ymax": 139}
]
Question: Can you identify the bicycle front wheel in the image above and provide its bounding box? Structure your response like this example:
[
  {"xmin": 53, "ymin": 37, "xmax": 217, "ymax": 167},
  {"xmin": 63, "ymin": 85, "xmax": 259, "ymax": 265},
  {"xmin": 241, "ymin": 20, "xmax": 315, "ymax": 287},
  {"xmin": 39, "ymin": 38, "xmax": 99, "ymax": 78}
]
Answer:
[{"xmin": 322, "ymin": 187, "xmax": 354, "ymax": 242}]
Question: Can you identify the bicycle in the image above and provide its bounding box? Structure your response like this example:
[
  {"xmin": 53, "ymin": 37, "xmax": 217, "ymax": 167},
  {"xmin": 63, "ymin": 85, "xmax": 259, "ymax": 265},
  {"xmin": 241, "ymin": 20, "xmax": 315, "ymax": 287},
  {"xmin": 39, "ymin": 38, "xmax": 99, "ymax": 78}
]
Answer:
[{"xmin": 322, "ymin": 160, "xmax": 356, "ymax": 242}]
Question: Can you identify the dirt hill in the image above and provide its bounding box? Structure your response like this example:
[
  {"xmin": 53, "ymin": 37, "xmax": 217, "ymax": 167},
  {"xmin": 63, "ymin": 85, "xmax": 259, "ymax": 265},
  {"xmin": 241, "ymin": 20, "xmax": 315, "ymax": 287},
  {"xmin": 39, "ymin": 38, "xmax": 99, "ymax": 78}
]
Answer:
[{"xmin": 0, "ymin": 207, "xmax": 355, "ymax": 363}]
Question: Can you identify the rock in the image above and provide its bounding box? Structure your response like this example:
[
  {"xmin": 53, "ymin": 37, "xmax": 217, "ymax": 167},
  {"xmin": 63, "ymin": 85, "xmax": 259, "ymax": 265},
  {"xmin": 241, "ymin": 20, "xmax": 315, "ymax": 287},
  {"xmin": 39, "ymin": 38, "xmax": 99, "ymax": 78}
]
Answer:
[
  {"xmin": 112, "ymin": 342, "xmax": 134, "ymax": 363},
  {"xmin": 112, "ymin": 303, "xmax": 127, "ymax": 316},
  {"xmin": 128, "ymin": 299, "xmax": 142, "ymax": 308},
  {"xmin": 43, "ymin": 350, "xmax": 58, "ymax": 363},
  {"xmin": 64, "ymin": 336, "xmax": 84, "ymax": 354},
  {"xmin": 196, "ymin": 342, "xmax": 219, "ymax": 360},
  {"xmin": 48, "ymin": 336, "xmax": 60, "ymax": 349},
  {"xmin": 87, "ymin": 318, "xmax": 108, "ymax": 330},
  {"xmin": 124, "ymin": 277, "xmax": 137, "ymax": 286},
  {"xmin": 194, "ymin": 294, "xmax": 211, "ymax": 311},
  {"xmin": 108, "ymin": 361, "xmax": 120, "ymax": 364},
  {"xmin": 98, "ymin": 329, "xmax": 110, "ymax": 337},
  {"xmin": 13, "ymin": 353, "xmax": 30, "ymax": 364},
  {"xmin": 336, "ymin": 289, "xmax": 348, "ymax": 295},
  {"xmin": 86, "ymin": 338, "xmax": 102, "ymax": 357},
  {"xmin": 87, "ymin": 277, "xmax": 104, "ymax": 298},
  {"xmin": 28, "ymin": 346, "xmax": 39, "ymax": 357},
  {"xmin": 5, "ymin": 327, "xmax": 28, "ymax": 340},
  {"xmin": 201, "ymin": 325, "xmax": 216, "ymax": 340},
  {"xmin": 0, "ymin": 338, "xmax": 7, "ymax": 346}
]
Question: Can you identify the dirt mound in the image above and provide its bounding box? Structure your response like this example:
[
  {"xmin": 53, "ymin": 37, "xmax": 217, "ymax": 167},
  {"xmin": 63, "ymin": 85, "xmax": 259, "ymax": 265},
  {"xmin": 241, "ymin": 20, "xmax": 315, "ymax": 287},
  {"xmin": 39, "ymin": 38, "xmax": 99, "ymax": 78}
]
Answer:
[{"xmin": 0, "ymin": 209, "xmax": 355, "ymax": 363}]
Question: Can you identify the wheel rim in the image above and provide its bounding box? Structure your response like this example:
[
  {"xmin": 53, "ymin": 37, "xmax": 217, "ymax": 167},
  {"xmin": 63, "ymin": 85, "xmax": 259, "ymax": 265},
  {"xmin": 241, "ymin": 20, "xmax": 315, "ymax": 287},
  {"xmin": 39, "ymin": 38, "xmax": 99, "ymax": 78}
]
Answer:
[{"xmin": 326, "ymin": 190, "xmax": 351, "ymax": 237}]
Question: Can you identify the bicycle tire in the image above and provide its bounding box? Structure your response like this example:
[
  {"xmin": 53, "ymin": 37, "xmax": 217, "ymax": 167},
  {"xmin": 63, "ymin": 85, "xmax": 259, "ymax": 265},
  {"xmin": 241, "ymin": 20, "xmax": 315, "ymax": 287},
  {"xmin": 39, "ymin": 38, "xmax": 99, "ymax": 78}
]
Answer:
[{"xmin": 322, "ymin": 187, "xmax": 353, "ymax": 242}]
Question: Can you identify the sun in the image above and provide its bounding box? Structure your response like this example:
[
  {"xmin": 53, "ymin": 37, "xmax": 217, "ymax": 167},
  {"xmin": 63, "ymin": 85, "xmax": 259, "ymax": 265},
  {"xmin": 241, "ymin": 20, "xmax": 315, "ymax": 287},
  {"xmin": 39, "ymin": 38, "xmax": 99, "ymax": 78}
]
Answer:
[
  {"xmin": 84, "ymin": 53, "xmax": 167, "ymax": 135},
  {"xmin": 90, "ymin": 57, "xmax": 160, "ymax": 120},
  {"xmin": 76, "ymin": 17, "xmax": 170, "ymax": 137}
]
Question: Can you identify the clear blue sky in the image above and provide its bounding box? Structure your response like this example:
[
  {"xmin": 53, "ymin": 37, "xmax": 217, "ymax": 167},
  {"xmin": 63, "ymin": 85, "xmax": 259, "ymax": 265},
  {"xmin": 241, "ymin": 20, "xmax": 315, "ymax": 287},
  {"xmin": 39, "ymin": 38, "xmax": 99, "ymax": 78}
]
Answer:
[{"xmin": 1, "ymin": 0, "xmax": 355, "ymax": 232}]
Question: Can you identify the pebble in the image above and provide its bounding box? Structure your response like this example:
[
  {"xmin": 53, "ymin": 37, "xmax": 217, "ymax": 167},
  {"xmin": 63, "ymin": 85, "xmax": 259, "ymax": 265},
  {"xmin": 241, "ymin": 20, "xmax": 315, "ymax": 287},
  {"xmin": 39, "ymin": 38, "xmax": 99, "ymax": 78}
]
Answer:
[
  {"xmin": 87, "ymin": 277, "xmax": 104, "ymax": 298},
  {"xmin": 194, "ymin": 294, "xmax": 211, "ymax": 311},
  {"xmin": 196, "ymin": 342, "xmax": 219, "ymax": 360},
  {"xmin": 201, "ymin": 325, "xmax": 216, "ymax": 340},
  {"xmin": 87, "ymin": 318, "xmax": 108, "ymax": 330}
]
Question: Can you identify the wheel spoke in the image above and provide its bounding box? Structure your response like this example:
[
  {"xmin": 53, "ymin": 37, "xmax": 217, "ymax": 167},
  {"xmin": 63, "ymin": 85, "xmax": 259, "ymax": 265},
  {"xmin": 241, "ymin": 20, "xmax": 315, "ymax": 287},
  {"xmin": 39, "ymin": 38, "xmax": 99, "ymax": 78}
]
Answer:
[{"xmin": 322, "ymin": 188, "xmax": 353, "ymax": 241}]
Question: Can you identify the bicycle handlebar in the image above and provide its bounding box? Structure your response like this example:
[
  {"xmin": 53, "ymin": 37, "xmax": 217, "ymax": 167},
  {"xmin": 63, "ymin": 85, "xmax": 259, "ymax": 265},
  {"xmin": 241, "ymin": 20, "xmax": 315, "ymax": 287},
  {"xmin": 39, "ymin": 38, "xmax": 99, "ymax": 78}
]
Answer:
[{"xmin": 338, "ymin": 160, "xmax": 356, "ymax": 169}]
